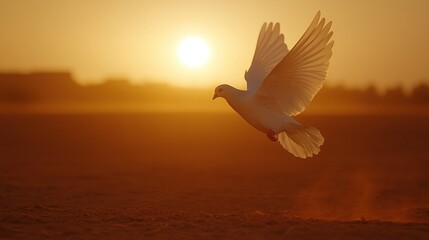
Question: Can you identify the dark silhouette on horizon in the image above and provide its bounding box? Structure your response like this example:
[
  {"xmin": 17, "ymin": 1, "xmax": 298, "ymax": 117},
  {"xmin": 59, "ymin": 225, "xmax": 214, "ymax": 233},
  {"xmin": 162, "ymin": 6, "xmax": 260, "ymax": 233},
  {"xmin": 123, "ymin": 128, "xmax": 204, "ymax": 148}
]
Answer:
[{"xmin": 0, "ymin": 72, "xmax": 428, "ymax": 112}]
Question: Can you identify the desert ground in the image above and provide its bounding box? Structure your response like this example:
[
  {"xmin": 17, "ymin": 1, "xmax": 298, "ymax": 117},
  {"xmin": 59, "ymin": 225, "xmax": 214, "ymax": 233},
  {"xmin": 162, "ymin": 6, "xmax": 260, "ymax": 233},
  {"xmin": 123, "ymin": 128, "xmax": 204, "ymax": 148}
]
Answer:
[{"xmin": 1, "ymin": 112, "xmax": 428, "ymax": 239}]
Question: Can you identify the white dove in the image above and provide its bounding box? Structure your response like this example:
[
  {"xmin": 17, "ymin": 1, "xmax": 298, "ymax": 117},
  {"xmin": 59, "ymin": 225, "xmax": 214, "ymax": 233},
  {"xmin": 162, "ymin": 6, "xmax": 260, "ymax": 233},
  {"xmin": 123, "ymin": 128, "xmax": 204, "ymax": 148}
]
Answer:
[{"xmin": 213, "ymin": 11, "xmax": 333, "ymax": 158}]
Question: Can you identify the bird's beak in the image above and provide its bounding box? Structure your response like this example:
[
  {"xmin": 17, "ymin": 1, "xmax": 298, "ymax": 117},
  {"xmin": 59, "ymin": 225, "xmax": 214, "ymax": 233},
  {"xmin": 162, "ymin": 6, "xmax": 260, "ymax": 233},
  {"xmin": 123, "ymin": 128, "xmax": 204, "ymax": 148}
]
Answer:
[{"xmin": 212, "ymin": 94, "xmax": 218, "ymax": 100}]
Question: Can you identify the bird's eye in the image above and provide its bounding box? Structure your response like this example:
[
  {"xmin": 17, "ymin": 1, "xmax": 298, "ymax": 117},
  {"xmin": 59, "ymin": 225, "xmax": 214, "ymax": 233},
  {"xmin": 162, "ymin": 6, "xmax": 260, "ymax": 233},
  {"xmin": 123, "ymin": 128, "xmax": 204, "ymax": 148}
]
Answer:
[{"xmin": 219, "ymin": 88, "xmax": 223, "ymax": 92}]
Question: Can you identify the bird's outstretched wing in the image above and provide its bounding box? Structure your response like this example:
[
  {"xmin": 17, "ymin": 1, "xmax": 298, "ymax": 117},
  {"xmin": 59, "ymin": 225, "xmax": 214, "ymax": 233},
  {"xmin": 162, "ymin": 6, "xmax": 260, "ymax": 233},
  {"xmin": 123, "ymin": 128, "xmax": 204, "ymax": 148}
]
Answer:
[
  {"xmin": 256, "ymin": 11, "xmax": 334, "ymax": 116},
  {"xmin": 245, "ymin": 22, "xmax": 289, "ymax": 93}
]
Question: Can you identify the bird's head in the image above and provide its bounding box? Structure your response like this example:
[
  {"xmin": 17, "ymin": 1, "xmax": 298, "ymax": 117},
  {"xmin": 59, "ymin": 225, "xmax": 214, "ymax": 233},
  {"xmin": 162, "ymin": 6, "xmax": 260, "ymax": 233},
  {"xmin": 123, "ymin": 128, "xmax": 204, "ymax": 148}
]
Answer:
[{"xmin": 212, "ymin": 84, "xmax": 235, "ymax": 100}]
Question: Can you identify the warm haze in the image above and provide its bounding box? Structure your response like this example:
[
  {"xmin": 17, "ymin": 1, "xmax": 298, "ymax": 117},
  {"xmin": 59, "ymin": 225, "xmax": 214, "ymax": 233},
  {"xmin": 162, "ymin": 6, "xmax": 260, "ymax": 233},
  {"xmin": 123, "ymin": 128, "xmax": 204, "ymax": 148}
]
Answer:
[
  {"xmin": 1, "ymin": 0, "xmax": 429, "ymax": 90},
  {"xmin": 1, "ymin": 2, "xmax": 429, "ymax": 240}
]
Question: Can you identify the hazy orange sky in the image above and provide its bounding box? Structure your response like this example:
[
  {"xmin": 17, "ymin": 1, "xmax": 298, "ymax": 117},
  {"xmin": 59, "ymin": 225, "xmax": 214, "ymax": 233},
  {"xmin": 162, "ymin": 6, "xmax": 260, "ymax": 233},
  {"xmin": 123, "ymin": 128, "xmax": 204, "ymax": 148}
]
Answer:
[{"xmin": 1, "ymin": 0, "xmax": 429, "ymax": 90}]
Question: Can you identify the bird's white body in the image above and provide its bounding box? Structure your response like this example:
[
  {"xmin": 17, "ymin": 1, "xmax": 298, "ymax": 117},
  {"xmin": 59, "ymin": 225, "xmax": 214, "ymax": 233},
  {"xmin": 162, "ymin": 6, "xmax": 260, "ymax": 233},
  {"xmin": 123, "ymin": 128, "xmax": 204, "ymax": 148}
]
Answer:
[
  {"xmin": 213, "ymin": 12, "xmax": 333, "ymax": 158},
  {"xmin": 224, "ymin": 91, "xmax": 298, "ymax": 134}
]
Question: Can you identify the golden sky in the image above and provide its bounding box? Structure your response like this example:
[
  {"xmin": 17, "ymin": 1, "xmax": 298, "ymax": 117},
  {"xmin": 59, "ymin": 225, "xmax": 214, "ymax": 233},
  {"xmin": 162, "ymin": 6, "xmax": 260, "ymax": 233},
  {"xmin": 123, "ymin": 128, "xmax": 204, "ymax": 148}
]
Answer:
[{"xmin": 1, "ymin": 0, "xmax": 429, "ymax": 90}]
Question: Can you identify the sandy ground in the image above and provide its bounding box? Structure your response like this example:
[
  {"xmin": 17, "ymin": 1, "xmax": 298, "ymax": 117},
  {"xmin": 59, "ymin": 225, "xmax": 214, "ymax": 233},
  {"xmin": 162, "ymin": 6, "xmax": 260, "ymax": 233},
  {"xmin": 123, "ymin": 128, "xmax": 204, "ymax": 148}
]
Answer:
[{"xmin": 1, "ymin": 113, "xmax": 429, "ymax": 239}]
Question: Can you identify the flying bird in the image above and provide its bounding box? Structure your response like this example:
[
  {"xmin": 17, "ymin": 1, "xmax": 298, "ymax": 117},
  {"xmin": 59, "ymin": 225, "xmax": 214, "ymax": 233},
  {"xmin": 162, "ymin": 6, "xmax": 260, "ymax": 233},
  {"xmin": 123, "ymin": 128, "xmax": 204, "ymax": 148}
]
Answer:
[{"xmin": 213, "ymin": 11, "xmax": 334, "ymax": 158}]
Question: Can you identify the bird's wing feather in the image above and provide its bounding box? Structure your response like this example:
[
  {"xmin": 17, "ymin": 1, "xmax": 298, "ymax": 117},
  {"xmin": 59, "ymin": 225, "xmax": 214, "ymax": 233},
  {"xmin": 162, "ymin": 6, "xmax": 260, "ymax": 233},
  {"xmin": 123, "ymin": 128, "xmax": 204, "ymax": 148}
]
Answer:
[
  {"xmin": 245, "ymin": 22, "xmax": 289, "ymax": 93},
  {"xmin": 255, "ymin": 11, "xmax": 334, "ymax": 116}
]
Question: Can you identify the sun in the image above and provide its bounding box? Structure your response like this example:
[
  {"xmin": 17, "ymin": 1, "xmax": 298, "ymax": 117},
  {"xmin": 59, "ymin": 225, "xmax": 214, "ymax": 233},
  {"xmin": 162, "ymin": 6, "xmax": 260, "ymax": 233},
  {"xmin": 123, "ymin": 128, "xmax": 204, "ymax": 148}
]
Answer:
[{"xmin": 177, "ymin": 37, "xmax": 210, "ymax": 68}]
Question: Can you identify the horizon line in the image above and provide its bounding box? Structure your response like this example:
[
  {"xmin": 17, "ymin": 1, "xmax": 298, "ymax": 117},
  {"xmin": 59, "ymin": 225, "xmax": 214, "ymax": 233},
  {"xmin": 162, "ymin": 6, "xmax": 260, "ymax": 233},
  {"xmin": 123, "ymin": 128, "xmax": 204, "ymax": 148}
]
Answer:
[{"xmin": 1, "ymin": 70, "xmax": 428, "ymax": 92}]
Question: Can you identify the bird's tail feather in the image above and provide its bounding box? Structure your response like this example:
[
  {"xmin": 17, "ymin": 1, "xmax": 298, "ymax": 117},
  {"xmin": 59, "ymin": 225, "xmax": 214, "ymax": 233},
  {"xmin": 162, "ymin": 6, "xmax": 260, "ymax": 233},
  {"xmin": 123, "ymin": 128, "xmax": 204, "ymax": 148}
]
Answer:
[{"xmin": 278, "ymin": 125, "xmax": 324, "ymax": 158}]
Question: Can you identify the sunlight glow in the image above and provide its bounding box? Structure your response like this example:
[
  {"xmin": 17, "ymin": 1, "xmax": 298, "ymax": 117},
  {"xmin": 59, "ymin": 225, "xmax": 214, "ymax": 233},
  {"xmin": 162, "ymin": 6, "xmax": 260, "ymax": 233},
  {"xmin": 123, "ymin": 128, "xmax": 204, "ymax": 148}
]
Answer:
[{"xmin": 177, "ymin": 37, "xmax": 210, "ymax": 68}]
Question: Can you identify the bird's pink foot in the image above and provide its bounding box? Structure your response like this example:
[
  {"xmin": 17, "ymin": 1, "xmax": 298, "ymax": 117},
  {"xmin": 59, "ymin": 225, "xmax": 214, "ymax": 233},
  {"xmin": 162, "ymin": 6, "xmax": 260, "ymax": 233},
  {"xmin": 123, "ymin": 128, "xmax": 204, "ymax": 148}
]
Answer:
[{"xmin": 267, "ymin": 130, "xmax": 278, "ymax": 142}]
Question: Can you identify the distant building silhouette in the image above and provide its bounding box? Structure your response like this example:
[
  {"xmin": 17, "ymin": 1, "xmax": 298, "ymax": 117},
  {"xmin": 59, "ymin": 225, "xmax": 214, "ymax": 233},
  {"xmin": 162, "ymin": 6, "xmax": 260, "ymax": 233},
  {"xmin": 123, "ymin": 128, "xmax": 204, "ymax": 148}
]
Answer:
[{"xmin": 0, "ymin": 72, "xmax": 79, "ymax": 102}]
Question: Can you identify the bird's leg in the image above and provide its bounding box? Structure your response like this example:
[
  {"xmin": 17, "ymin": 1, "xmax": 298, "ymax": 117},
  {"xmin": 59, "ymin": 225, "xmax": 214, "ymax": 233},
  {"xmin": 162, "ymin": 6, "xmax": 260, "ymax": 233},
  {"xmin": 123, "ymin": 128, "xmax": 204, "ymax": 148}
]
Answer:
[{"xmin": 266, "ymin": 130, "xmax": 278, "ymax": 142}]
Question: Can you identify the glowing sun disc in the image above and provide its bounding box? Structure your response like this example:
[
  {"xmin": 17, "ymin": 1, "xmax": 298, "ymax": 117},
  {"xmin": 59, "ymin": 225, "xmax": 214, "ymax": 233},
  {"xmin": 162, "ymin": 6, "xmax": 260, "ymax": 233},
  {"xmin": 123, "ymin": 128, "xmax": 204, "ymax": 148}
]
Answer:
[{"xmin": 177, "ymin": 37, "xmax": 210, "ymax": 68}]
